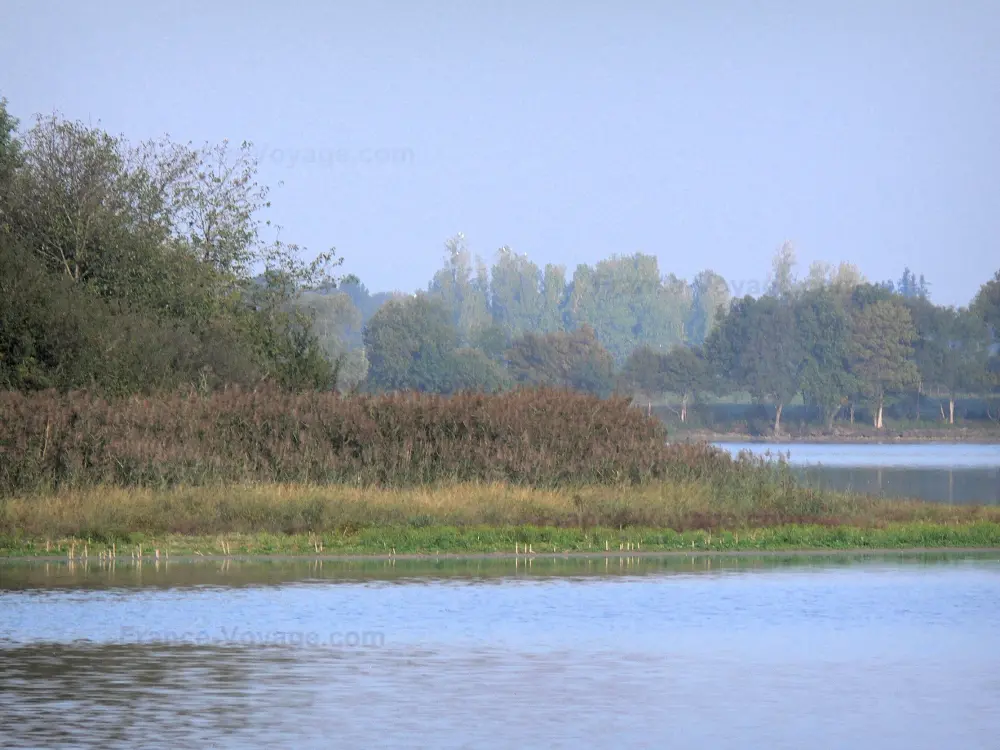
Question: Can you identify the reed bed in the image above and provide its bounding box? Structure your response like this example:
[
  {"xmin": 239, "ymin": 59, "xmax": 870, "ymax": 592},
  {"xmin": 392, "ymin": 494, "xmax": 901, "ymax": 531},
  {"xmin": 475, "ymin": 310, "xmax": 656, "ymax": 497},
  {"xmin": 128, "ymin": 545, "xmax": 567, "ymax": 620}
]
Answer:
[{"xmin": 1, "ymin": 386, "xmax": 743, "ymax": 493}]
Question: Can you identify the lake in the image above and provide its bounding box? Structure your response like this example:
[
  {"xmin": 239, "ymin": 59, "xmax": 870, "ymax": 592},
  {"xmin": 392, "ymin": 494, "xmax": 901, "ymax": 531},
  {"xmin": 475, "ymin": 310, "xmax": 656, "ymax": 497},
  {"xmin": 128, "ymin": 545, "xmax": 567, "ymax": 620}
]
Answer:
[
  {"xmin": 2, "ymin": 555, "xmax": 999, "ymax": 749},
  {"xmin": 713, "ymin": 442, "xmax": 1000, "ymax": 504}
]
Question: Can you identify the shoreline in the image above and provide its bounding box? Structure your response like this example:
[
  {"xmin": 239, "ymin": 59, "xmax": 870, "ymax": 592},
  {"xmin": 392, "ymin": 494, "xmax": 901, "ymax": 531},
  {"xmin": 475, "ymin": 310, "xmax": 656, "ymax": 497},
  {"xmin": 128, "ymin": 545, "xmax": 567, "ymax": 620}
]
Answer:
[
  {"xmin": 3, "ymin": 545, "xmax": 1000, "ymax": 565},
  {"xmin": 674, "ymin": 431, "xmax": 1000, "ymax": 445},
  {"xmin": 4, "ymin": 521, "xmax": 1000, "ymax": 560}
]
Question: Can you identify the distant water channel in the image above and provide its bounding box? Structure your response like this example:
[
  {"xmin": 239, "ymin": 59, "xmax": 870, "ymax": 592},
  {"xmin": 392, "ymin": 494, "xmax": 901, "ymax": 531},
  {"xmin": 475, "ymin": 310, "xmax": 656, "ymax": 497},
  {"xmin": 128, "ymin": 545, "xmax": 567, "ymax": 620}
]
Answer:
[
  {"xmin": 714, "ymin": 442, "xmax": 1000, "ymax": 504},
  {"xmin": 1, "ymin": 555, "xmax": 999, "ymax": 749}
]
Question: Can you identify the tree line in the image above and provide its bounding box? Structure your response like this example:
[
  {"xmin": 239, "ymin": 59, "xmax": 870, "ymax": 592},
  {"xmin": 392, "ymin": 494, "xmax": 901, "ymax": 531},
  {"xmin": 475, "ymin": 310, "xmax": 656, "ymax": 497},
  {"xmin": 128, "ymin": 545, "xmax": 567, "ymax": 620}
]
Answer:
[
  {"xmin": 2, "ymin": 97, "xmax": 998, "ymax": 432},
  {"xmin": 343, "ymin": 237, "xmax": 998, "ymax": 431}
]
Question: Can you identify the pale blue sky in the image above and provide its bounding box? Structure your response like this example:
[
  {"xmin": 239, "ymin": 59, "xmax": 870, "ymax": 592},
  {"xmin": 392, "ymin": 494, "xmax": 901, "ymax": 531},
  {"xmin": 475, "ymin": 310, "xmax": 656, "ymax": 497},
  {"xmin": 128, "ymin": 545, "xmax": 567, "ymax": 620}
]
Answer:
[{"xmin": 2, "ymin": 0, "xmax": 998, "ymax": 306}]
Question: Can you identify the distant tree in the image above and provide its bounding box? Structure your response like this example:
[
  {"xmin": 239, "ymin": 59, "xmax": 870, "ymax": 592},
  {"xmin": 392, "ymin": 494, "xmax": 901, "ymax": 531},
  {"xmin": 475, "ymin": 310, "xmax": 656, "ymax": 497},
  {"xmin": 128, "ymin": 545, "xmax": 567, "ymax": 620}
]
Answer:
[
  {"xmin": 564, "ymin": 254, "xmax": 688, "ymax": 365},
  {"xmin": 972, "ymin": 270, "xmax": 1000, "ymax": 333},
  {"xmin": 909, "ymin": 301, "xmax": 991, "ymax": 423},
  {"xmin": 506, "ymin": 325, "xmax": 615, "ymax": 397},
  {"xmin": 538, "ymin": 264, "xmax": 568, "ymax": 333},
  {"xmin": 767, "ymin": 241, "xmax": 798, "ymax": 298},
  {"xmin": 801, "ymin": 261, "xmax": 866, "ymax": 298},
  {"xmin": 620, "ymin": 345, "xmax": 667, "ymax": 402},
  {"xmin": 795, "ymin": 289, "xmax": 857, "ymax": 429},
  {"xmin": 706, "ymin": 295, "xmax": 803, "ymax": 432},
  {"xmin": 292, "ymin": 291, "xmax": 368, "ymax": 391},
  {"xmin": 363, "ymin": 295, "xmax": 458, "ymax": 392},
  {"xmin": 848, "ymin": 299, "xmax": 919, "ymax": 429},
  {"xmin": 427, "ymin": 233, "xmax": 491, "ymax": 345},
  {"xmin": 489, "ymin": 247, "xmax": 545, "ymax": 335},
  {"xmin": 621, "ymin": 345, "xmax": 712, "ymax": 422},
  {"xmin": 659, "ymin": 346, "xmax": 711, "ymax": 423},
  {"xmin": 440, "ymin": 348, "xmax": 511, "ymax": 394},
  {"xmin": 472, "ymin": 323, "xmax": 511, "ymax": 362},
  {"xmin": 686, "ymin": 270, "xmax": 730, "ymax": 345},
  {"xmin": 336, "ymin": 277, "xmax": 395, "ymax": 332}
]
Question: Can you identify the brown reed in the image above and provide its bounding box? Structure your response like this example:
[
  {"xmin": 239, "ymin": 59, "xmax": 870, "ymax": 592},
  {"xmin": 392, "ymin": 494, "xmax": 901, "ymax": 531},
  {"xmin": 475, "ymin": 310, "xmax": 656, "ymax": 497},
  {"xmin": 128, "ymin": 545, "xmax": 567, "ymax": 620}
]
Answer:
[{"xmin": 0, "ymin": 386, "xmax": 748, "ymax": 495}]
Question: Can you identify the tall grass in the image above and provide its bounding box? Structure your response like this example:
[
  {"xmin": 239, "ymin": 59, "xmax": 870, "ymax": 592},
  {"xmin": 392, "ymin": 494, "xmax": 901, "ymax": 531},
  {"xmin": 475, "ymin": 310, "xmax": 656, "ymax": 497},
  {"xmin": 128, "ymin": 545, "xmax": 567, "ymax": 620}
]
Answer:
[
  {"xmin": 1, "ymin": 386, "xmax": 754, "ymax": 493},
  {"xmin": 4, "ymin": 483, "xmax": 999, "ymax": 542}
]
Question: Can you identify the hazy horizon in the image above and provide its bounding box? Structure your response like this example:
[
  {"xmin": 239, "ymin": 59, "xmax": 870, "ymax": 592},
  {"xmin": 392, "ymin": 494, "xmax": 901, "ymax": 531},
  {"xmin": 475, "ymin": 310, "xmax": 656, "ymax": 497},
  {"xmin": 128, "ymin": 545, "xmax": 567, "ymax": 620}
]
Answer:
[{"xmin": 3, "ymin": 0, "xmax": 998, "ymax": 306}]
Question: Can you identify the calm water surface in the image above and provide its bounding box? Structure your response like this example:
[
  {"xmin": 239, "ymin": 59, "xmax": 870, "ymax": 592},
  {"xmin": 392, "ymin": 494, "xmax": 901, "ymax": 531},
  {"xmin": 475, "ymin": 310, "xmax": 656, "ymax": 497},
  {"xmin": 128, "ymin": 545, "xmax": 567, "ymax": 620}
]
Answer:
[
  {"xmin": 714, "ymin": 442, "xmax": 1000, "ymax": 504},
  {"xmin": 2, "ymin": 555, "xmax": 999, "ymax": 749}
]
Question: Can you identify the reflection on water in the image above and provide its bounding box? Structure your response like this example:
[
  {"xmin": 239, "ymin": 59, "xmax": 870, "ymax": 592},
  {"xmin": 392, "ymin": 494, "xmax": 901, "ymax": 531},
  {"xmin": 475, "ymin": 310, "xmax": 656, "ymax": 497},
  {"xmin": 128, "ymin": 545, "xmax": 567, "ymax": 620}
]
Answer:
[
  {"xmin": 714, "ymin": 442, "xmax": 1000, "ymax": 504},
  {"xmin": 2, "ymin": 556, "xmax": 999, "ymax": 749}
]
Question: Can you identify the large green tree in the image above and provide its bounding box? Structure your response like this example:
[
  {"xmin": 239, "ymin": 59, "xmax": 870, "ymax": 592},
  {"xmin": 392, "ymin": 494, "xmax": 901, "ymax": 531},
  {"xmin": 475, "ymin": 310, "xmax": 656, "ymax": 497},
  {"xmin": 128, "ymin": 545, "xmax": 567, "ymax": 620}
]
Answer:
[
  {"xmin": 909, "ymin": 300, "xmax": 991, "ymax": 423},
  {"xmin": 795, "ymin": 289, "xmax": 857, "ymax": 429},
  {"xmin": 706, "ymin": 295, "xmax": 803, "ymax": 432},
  {"xmin": 622, "ymin": 345, "xmax": 710, "ymax": 423},
  {"xmin": 973, "ymin": 270, "xmax": 1000, "ymax": 333},
  {"xmin": 849, "ymin": 299, "xmax": 919, "ymax": 429},
  {"xmin": 0, "ymin": 104, "xmax": 346, "ymax": 395},
  {"xmin": 363, "ymin": 295, "xmax": 458, "ymax": 392}
]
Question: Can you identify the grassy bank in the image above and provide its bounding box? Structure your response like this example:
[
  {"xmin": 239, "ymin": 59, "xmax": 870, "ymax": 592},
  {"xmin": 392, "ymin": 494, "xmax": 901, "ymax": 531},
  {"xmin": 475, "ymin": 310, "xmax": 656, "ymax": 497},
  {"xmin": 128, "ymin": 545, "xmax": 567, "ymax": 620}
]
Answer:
[
  {"xmin": 3, "ymin": 483, "xmax": 999, "ymax": 558},
  {"xmin": 3, "ymin": 524, "xmax": 999, "ymax": 559},
  {"xmin": 671, "ymin": 427, "xmax": 1000, "ymax": 444}
]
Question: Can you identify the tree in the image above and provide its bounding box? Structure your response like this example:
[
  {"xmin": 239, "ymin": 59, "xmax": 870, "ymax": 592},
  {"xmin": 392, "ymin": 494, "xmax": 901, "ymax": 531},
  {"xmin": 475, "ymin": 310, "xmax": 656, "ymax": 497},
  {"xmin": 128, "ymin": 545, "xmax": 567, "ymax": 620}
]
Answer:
[
  {"xmin": 889, "ymin": 267, "xmax": 931, "ymax": 300},
  {"xmin": 849, "ymin": 299, "xmax": 919, "ymax": 429},
  {"xmin": 686, "ymin": 270, "xmax": 730, "ymax": 345},
  {"xmin": 505, "ymin": 325, "xmax": 615, "ymax": 397},
  {"xmin": 767, "ymin": 241, "xmax": 798, "ymax": 298},
  {"xmin": 0, "ymin": 97, "xmax": 21, "ymax": 222},
  {"xmin": 706, "ymin": 295, "xmax": 802, "ymax": 432},
  {"xmin": 363, "ymin": 295, "xmax": 458, "ymax": 392},
  {"xmin": 660, "ymin": 346, "xmax": 711, "ymax": 423},
  {"xmin": 427, "ymin": 233, "xmax": 491, "ymax": 345},
  {"xmin": 972, "ymin": 270, "xmax": 1000, "ymax": 333},
  {"xmin": 538, "ymin": 263, "xmax": 568, "ymax": 333},
  {"xmin": 909, "ymin": 302, "xmax": 991, "ymax": 423},
  {"xmin": 292, "ymin": 291, "xmax": 368, "ymax": 391},
  {"xmin": 440, "ymin": 348, "xmax": 511, "ymax": 394},
  {"xmin": 621, "ymin": 345, "xmax": 711, "ymax": 423},
  {"xmin": 489, "ymin": 247, "xmax": 545, "ymax": 335},
  {"xmin": 795, "ymin": 289, "xmax": 857, "ymax": 429},
  {"xmin": 0, "ymin": 104, "xmax": 346, "ymax": 395},
  {"xmin": 564, "ymin": 254, "xmax": 688, "ymax": 365}
]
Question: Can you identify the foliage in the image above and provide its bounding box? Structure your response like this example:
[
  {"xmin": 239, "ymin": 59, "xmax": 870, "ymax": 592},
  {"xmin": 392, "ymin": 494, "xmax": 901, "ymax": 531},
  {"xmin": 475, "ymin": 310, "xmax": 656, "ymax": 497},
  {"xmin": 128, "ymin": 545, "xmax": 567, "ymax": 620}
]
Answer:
[
  {"xmin": 706, "ymin": 295, "xmax": 802, "ymax": 431},
  {"xmin": 362, "ymin": 295, "xmax": 459, "ymax": 392},
  {"xmin": 0, "ymin": 103, "xmax": 347, "ymax": 396},
  {"xmin": 505, "ymin": 326, "xmax": 615, "ymax": 396},
  {"xmin": 972, "ymin": 270, "xmax": 1000, "ymax": 333},
  {"xmin": 795, "ymin": 289, "xmax": 857, "ymax": 428},
  {"xmin": 848, "ymin": 299, "xmax": 919, "ymax": 427},
  {"xmin": 426, "ymin": 233, "xmax": 491, "ymax": 345},
  {"xmin": 686, "ymin": 270, "xmax": 730, "ymax": 345}
]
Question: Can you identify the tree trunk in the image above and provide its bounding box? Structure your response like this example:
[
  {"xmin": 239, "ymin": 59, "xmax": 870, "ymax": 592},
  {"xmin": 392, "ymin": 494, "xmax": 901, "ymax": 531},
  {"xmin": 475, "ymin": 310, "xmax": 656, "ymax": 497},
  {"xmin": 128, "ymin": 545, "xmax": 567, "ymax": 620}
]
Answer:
[
  {"xmin": 825, "ymin": 406, "xmax": 838, "ymax": 431},
  {"xmin": 875, "ymin": 396, "xmax": 884, "ymax": 430},
  {"xmin": 849, "ymin": 403, "xmax": 855, "ymax": 424},
  {"xmin": 680, "ymin": 396, "xmax": 687, "ymax": 424},
  {"xmin": 949, "ymin": 398, "xmax": 955, "ymax": 425},
  {"xmin": 774, "ymin": 402, "xmax": 784, "ymax": 434}
]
